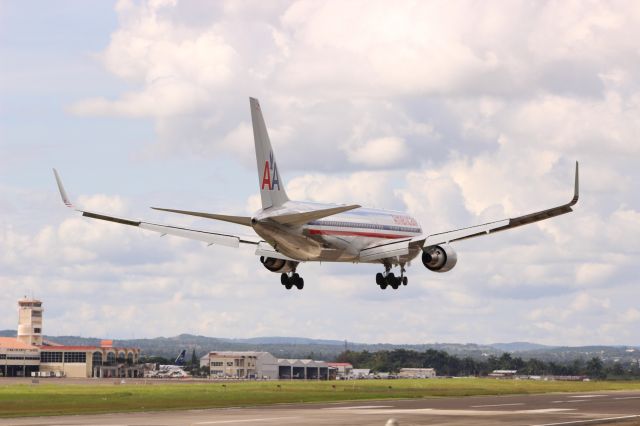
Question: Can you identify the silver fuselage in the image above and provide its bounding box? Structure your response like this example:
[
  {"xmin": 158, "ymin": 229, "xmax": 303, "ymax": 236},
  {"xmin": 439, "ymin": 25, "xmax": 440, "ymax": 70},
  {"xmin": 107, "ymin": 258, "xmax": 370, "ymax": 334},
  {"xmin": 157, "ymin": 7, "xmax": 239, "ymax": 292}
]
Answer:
[{"xmin": 252, "ymin": 201, "xmax": 423, "ymax": 263}]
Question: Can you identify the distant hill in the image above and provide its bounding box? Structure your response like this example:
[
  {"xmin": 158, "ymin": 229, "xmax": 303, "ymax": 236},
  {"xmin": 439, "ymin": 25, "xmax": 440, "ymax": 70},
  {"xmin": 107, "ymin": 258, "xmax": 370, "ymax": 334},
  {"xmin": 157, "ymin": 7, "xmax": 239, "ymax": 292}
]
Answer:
[
  {"xmin": 33, "ymin": 334, "xmax": 500, "ymax": 360},
  {"xmin": 2, "ymin": 330, "xmax": 637, "ymax": 365},
  {"xmin": 490, "ymin": 342, "xmax": 555, "ymax": 352},
  {"xmin": 230, "ymin": 336, "xmax": 346, "ymax": 346}
]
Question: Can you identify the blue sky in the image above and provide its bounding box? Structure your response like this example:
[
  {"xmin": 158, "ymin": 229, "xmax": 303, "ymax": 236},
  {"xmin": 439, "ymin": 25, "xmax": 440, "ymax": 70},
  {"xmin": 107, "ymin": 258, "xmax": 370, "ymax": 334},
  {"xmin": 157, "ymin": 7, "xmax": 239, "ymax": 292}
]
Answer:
[{"xmin": 1, "ymin": 0, "xmax": 639, "ymax": 346}]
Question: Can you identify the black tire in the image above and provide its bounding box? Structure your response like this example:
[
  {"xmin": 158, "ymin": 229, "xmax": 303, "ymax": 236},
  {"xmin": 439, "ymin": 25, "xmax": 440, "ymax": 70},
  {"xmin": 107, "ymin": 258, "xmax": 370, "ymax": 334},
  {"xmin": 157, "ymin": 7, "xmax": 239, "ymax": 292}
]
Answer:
[
  {"xmin": 285, "ymin": 282, "xmax": 293, "ymax": 290},
  {"xmin": 296, "ymin": 277, "xmax": 304, "ymax": 290},
  {"xmin": 380, "ymin": 282, "xmax": 388, "ymax": 290},
  {"xmin": 386, "ymin": 272, "xmax": 395, "ymax": 285},
  {"xmin": 281, "ymin": 273, "xmax": 289, "ymax": 286},
  {"xmin": 402, "ymin": 276, "xmax": 408, "ymax": 286},
  {"xmin": 391, "ymin": 277, "xmax": 400, "ymax": 289},
  {"xmin": 376, "ymin": 273, "xmax": 384, "ymax": 285}
]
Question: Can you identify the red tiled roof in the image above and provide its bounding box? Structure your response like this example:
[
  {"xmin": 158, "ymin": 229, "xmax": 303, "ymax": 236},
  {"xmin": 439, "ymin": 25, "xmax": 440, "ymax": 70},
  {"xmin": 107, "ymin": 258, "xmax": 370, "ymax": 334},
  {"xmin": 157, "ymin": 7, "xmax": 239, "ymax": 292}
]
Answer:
[{"xmin": 0, "ymin": 337, "xmax": 37, "ymax": 350}]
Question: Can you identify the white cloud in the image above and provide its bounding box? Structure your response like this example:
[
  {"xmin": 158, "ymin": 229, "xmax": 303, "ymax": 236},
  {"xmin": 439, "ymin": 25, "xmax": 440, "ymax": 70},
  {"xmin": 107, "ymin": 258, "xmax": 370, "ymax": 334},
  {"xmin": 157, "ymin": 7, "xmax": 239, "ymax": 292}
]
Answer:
[
  {"xmin": 344, "ymin": 136, "xmax": 408, "ymax": 167},
  {"xmin": 575, "ymin": 263, "xmax": 616, "ymax": 286},
  {"xmin": 3, "ymin": 0, "xmax": 640, "ymax": 345}
]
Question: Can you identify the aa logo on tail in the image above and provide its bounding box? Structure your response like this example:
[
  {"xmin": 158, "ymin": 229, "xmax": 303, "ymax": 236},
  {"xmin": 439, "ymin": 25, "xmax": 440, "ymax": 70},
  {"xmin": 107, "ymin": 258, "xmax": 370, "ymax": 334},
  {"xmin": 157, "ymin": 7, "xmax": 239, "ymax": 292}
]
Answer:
[{"xmin": 261, "ymin": 151, "xmax": 281, "ymax": 191}]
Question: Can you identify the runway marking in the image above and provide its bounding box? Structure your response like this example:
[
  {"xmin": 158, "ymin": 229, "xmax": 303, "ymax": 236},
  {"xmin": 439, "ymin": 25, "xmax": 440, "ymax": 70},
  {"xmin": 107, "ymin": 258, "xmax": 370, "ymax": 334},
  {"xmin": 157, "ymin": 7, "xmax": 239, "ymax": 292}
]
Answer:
[
  {"xmin": 567, "ymin": 395, "xmax": 607, "ymax": 398},
  {"xmin": 614, "ymin": 396, "xmax": 640, "ymax": 400},
  {"xmin": 320, "ymin": 407, "xmax": 574, "ymax": 416},
  {"xmin": 193, "ymin": 417, "xmax": 300, "ymax": 425},
  {"xmin": 551, "ymin": 400, "xmax": 588, "ymax": 403},
  {"xmin": 530, "ymin": 414, "xmax": 640, "ymax": 426},
  {"xmin": 325, "ymin": 405, "xmax": 394, "ymax": 410},
  {"xmin": 470, "ymin": 403, "xmax": 525, "ymax": 408}
]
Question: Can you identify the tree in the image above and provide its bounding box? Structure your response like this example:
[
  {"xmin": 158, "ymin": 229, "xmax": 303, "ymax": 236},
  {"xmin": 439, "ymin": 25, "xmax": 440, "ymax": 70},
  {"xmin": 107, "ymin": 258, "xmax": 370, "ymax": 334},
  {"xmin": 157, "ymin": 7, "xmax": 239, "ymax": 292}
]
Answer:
[
  {"xmin": 190, "ymin": 349, "xmax": 198, "ymax": 369},
  {"xmin": 586, "ymin": 357, "xmax": 604, "ymax": 379}
]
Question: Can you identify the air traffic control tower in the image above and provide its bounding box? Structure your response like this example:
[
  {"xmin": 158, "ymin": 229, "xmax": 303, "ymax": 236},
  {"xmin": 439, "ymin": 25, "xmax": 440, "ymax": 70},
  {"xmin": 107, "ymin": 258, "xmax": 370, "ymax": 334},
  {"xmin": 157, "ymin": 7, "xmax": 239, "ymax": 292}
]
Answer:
[{"xmin": 17, "ymin": 297, "xmax": 43, "ymax": 346}]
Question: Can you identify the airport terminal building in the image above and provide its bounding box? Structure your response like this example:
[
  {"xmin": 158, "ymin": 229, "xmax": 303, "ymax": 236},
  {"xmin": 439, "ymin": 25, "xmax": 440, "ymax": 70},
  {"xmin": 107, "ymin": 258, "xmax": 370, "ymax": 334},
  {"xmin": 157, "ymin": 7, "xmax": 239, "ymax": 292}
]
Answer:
[{"xmin": 0, "ymin": 298, "xmax": 142, "ymax": 378}]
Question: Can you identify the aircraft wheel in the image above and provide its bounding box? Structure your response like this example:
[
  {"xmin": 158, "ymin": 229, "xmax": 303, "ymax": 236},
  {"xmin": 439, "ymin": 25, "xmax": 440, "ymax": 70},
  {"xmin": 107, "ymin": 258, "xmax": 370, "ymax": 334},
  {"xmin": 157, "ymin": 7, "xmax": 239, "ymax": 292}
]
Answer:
[
  {"xmin": 385, "ymin": 272, "xmax": 395, "ymax": 284},
  {"xmin": 281, "ymin": 273, "xmax": 289, "ymax": 286},
  {"xmin": 375, "ymin": 273, "xmax": 384, "ymax": 285},
  {"xmin": 285, "ymin": 282, "xmax": 293, "ymax": 290},
  {"xmin": 390, "ymin": 278, "xmax": 400, "ymax": 290},
  {"xmin": 295, "ymin": 277, "xmax": 304, "ymax": 290},
  {"xmin": 402, "ymin": 276, "xmax": 408, "ymax": 286},
  {"xmin": 379, "ymin": 282, "xmax": 388, "ymax": 290}
]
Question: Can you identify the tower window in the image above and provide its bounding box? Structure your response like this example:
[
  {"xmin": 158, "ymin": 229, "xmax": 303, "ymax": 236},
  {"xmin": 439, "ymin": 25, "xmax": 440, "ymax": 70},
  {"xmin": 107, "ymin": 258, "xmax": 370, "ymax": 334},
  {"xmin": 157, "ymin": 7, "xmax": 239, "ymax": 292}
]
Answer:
[{"xmin": 34, "ymin": 328, "xmax": 41, "ymax": 333}]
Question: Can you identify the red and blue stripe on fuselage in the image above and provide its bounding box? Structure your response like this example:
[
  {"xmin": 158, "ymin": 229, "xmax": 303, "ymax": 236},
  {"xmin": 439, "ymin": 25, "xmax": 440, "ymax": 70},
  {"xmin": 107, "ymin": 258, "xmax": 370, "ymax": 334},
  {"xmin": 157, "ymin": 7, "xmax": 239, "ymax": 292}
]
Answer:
[{"xmin": 303, "ymin": 208, "xmax": 422, "ymax": 241}]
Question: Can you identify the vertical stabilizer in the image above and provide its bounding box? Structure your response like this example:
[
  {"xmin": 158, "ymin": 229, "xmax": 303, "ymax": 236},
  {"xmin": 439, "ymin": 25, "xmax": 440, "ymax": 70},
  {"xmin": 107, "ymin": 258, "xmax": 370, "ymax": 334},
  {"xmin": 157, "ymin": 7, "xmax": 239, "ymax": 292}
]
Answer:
[{"xmin": 250, "ymin": 97, "xmax": 289, "ymax": 208}]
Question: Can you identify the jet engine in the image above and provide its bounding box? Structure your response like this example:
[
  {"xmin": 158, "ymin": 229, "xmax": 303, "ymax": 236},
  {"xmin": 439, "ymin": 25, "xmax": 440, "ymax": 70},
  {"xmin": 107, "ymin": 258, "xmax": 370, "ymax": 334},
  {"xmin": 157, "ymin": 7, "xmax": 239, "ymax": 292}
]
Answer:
[
  {"xmin": 422, "ymin": 245, "xmax": 457, "ymax": 272},
  {"xmin": 260, "ymin": 256, "xmax": 299, "ymax": 273}
]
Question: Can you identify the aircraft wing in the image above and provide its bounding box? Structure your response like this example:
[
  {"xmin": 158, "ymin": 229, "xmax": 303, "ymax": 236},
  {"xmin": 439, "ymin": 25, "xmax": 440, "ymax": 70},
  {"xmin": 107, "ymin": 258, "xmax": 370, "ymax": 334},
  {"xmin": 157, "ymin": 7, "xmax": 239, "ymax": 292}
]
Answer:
[
  {"xmin": 420, "ymin": 162, "xmax": 579, "ymax": 247},
  {"xmin": 53, "ymin": 169, "xmax": 261, "ymax": 248},
  {"xmin": 360, "ymin": 162, "xmax": 579, "ymax": 260},
  {"xmin": 359, "ymin": 238, "xmax": 412, "ymax": 262}
]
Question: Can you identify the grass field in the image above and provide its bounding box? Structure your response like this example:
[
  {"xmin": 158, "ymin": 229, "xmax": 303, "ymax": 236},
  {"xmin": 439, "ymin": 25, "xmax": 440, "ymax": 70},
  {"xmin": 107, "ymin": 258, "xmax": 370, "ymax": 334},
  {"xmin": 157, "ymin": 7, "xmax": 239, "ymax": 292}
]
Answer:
[{"xmin": 1, "ymin": 378, "xmax": 640, "ymax": 418}]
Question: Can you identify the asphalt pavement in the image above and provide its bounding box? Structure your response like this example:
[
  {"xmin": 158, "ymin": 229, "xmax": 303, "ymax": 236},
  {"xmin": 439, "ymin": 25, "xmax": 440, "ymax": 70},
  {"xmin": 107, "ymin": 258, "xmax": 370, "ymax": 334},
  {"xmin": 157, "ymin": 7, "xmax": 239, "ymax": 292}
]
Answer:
[{"xmin": 2, "ymin": 390, "xmax": 640, "ymax": 425}]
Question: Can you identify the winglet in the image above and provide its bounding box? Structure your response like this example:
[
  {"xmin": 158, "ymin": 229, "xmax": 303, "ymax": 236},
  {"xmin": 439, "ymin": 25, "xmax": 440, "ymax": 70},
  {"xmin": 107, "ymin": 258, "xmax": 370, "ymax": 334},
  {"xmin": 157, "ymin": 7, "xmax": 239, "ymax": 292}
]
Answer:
[
  {"xmin": 570, "ymin": 161, "xmax": 579, "ymax": 206},
  {"xmin": 53, "ymin": 168, "xmax": 74, "ymax": 208}
]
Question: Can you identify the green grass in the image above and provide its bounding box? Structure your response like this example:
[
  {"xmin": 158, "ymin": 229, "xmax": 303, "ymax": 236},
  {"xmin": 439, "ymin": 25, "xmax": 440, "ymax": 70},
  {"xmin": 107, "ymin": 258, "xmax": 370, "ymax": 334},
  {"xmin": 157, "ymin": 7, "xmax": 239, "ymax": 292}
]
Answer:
[{"xmin": 1, "ymin": 378, "xmax": 640, "ymax": 418}]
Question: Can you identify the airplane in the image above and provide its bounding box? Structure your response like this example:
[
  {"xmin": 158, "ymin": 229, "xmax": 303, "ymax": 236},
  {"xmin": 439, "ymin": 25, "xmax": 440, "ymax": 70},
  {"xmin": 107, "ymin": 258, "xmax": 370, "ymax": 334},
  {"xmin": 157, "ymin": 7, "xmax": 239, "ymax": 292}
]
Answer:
[
  {"xmin": 174, "ymin": 349, "xmax": 186, "ymax": 366},
  {"xmin": 54, "ymin": 97, "xmax": 579, "ymax": 291}
]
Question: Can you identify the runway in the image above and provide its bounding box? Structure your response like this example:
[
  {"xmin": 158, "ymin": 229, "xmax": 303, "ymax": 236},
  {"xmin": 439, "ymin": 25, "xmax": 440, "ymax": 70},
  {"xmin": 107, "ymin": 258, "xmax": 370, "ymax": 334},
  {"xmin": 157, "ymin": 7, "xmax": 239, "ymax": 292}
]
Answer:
[{"xmin": 2, "ymin": 390, "xmax": 640, "ymax": 426}]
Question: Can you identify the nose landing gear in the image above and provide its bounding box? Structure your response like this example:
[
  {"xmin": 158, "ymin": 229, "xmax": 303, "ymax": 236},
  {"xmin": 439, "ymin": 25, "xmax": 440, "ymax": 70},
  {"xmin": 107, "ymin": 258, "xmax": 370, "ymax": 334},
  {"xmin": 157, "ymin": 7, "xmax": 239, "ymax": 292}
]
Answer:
[{"xmin": 281, "ymin": 272, "xmax": 304, "ymax": 290}]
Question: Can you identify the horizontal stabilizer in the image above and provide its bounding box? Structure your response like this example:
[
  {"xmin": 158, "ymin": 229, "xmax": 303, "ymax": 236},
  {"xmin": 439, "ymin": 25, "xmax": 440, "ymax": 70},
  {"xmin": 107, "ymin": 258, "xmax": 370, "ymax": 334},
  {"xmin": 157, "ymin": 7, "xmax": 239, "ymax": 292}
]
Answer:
[
  {"xmin": 152, "ymin": 207, "xmax": 252, "ymax": 227},
  {"xmin": 268, "ymin": 204, "xmax": 361, "ymax": 226}
]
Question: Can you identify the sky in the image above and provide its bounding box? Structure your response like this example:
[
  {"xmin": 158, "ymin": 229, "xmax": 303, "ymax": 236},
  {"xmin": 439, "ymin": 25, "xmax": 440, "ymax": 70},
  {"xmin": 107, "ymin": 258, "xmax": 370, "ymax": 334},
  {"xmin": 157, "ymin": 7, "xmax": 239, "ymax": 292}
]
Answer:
[{"xmin": 1, "ymin": 0, "xmax": 639, "ymax": 346}]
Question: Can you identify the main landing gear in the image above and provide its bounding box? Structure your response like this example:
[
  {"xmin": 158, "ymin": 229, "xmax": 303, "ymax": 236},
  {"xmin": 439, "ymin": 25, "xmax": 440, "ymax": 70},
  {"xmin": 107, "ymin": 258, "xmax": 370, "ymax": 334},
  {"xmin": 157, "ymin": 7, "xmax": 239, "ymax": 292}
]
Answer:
[
  {"xmin": 376, "ymin": 265, "xmax": 408, "ymax": 290},
  {"xmin": 281, "ymin": 272, "xmax": 304, "ymax": 290}
]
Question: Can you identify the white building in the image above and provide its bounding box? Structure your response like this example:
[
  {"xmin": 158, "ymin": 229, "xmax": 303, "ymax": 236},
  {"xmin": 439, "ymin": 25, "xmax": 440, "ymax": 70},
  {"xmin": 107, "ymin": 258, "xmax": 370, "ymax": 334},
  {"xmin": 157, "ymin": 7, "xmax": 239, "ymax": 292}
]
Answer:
[
  {"xmin": 350, "ymin": 368, "xmax": 371, "ymax": 378},
  {"xmin": 328, "ymin": 362, "xmax": 353, "ymax": 378},
  {"xmin": 489, "ymin": 369, "xmax": 518, "ymax": 378},
  {"xmin": 398, "ymin": 368, "xmax": 436, "ymax": 378},
  {"xmin": 200, "ymin": 351, "xmax": 279, "ymax": 379}
]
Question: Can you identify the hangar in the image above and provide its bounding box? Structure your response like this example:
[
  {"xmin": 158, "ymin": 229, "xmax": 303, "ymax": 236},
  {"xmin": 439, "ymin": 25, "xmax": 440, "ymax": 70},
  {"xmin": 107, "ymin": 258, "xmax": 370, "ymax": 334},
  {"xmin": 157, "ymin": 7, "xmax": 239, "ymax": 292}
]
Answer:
[{"xmin": 278, "ymin": 358, "xmax": 330, "ymax": 380}]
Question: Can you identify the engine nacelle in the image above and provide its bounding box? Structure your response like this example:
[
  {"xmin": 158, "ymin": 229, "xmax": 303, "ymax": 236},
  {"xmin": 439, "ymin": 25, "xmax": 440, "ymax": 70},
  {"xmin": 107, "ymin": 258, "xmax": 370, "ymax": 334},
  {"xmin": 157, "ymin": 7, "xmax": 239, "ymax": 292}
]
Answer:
[
  {"xmin": 422, "ymin": 245, "xmax": 457, "ymax": 273},
  {"xmin": 260, "ymin": 256, "xmax": 299, "ymax": 273}
]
